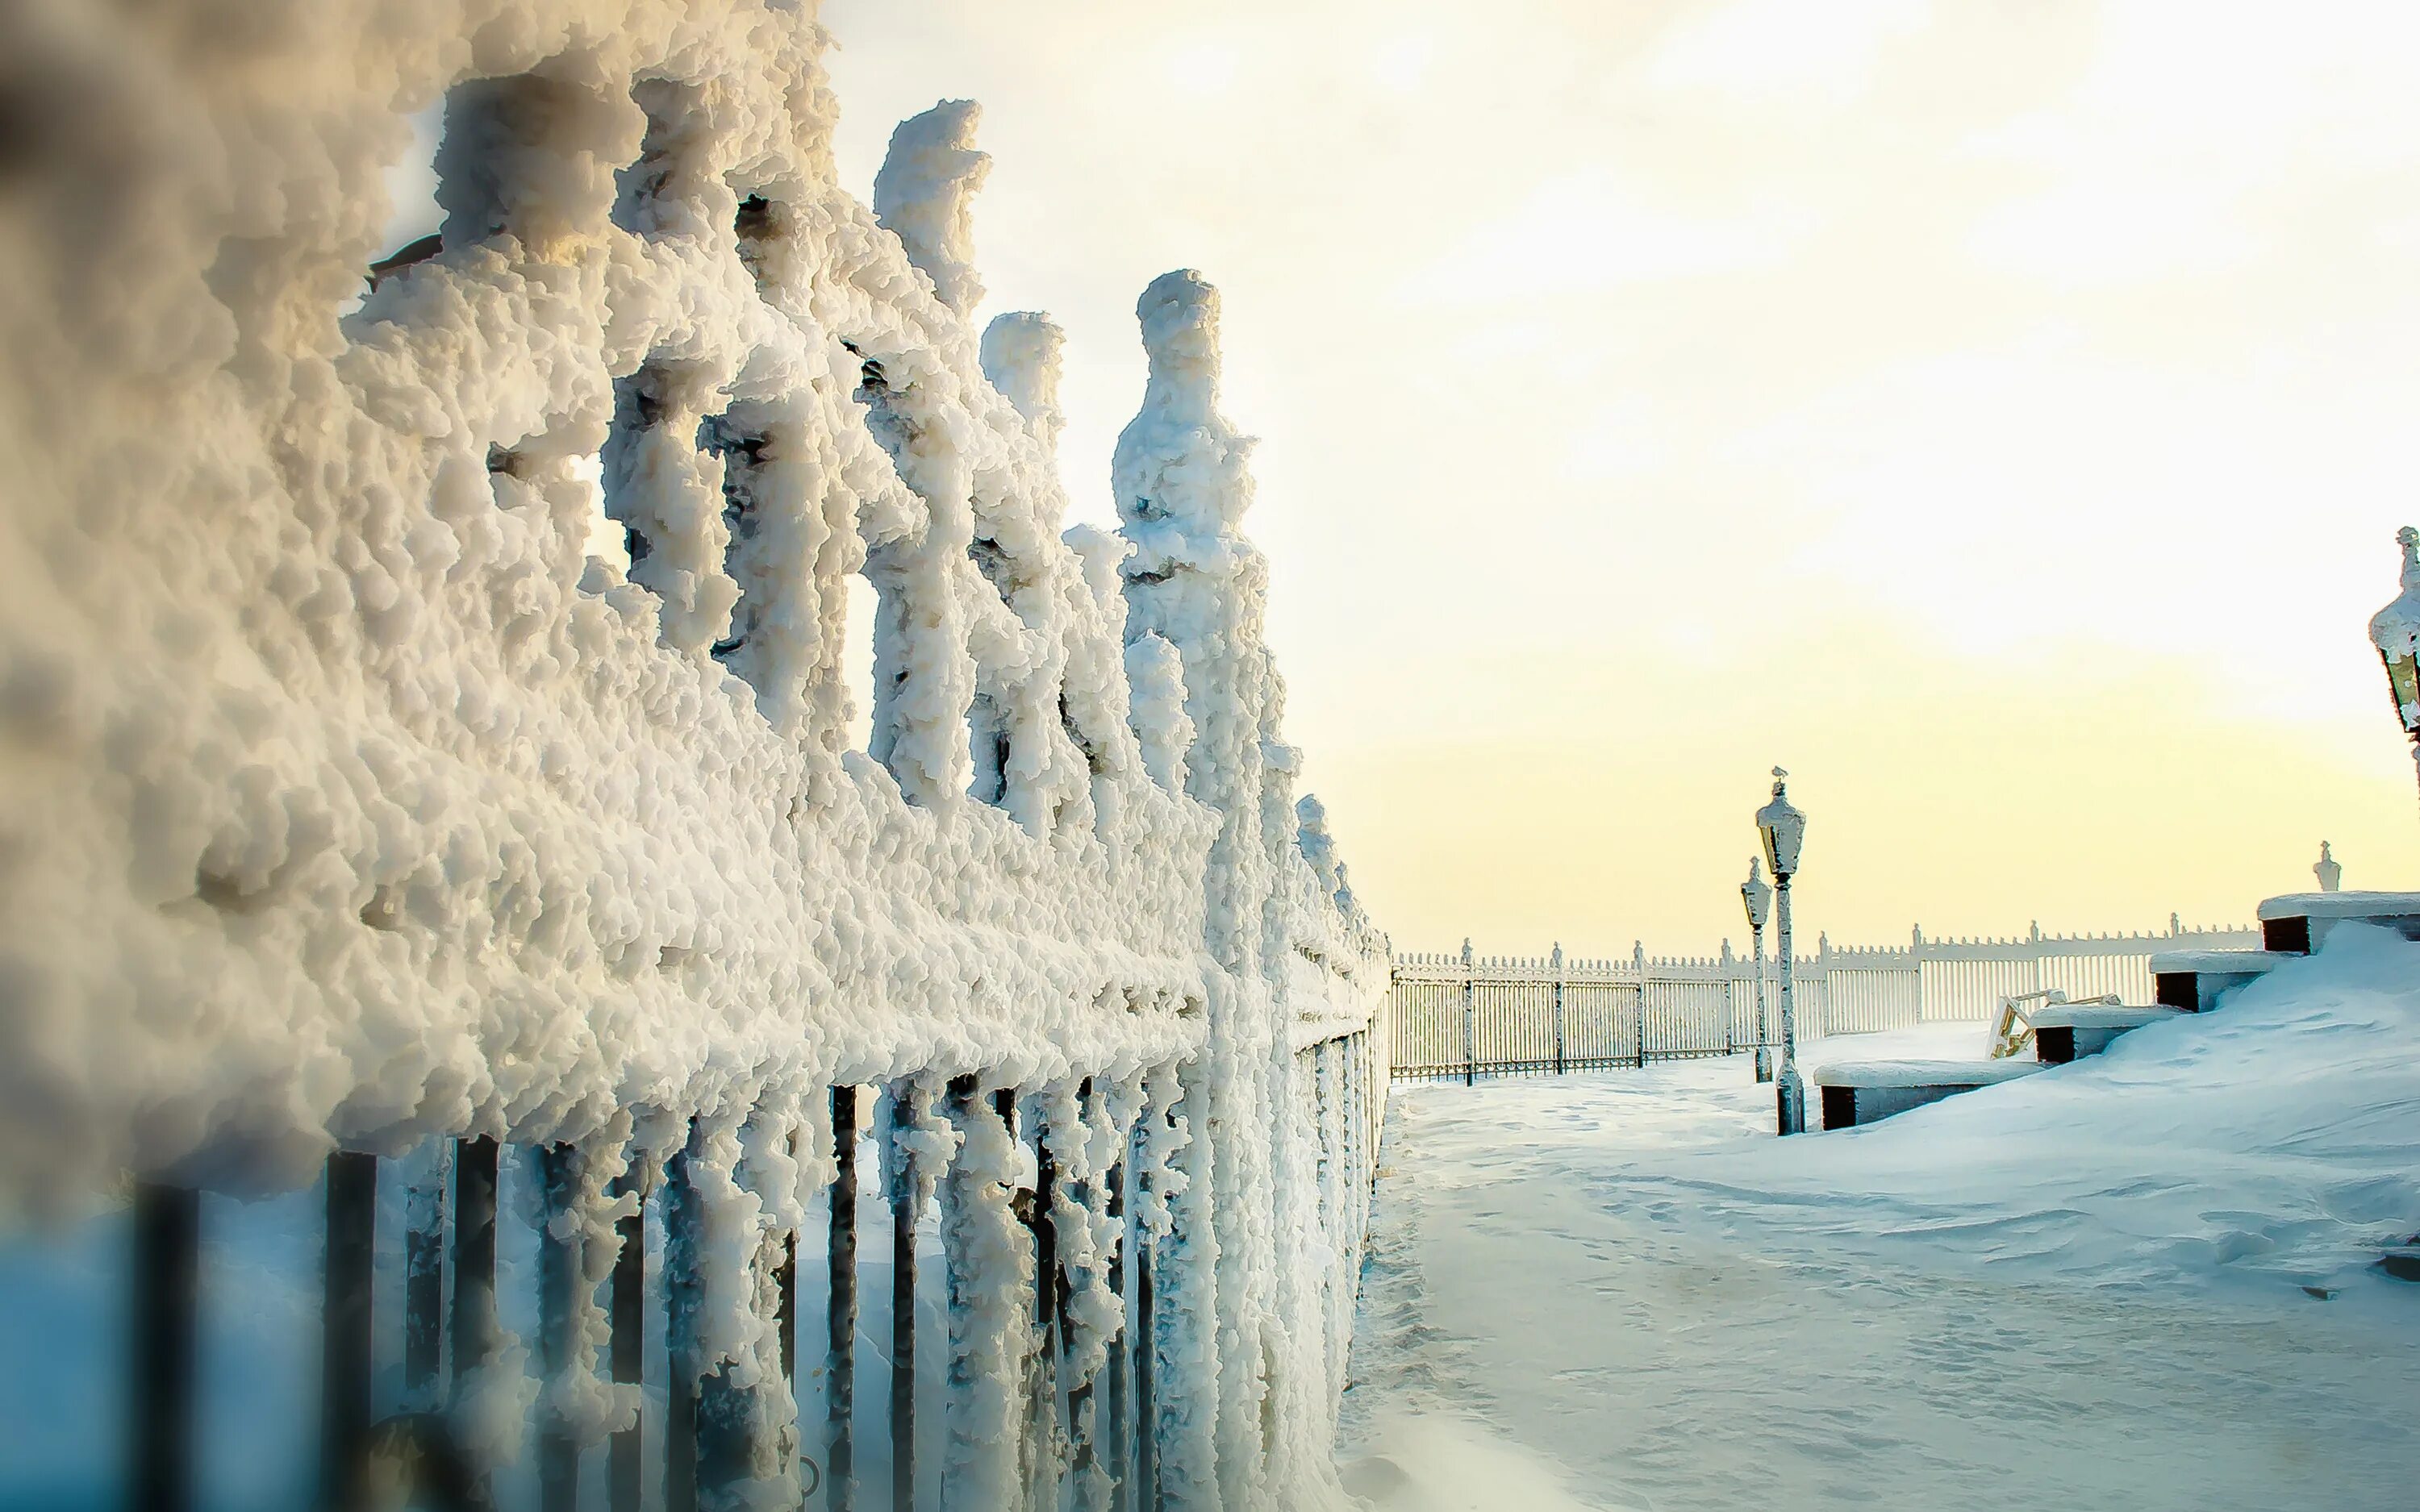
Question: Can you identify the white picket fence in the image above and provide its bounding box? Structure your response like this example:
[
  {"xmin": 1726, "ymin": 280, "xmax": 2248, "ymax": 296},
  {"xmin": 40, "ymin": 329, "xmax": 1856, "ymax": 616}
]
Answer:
[{"xmin": 1389, "ymin": 922, "xmax": 2261, "ymax": 1081}]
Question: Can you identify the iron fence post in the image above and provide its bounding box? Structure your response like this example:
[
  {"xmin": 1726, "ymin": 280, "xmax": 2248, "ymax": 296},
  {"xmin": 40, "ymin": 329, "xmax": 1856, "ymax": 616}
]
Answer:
[
  {"xmin": 1459, "ymin": 939, "xmax": 1475, "ymax": 1086},
  {"xmin": 828, "ymin": 1088, "xmax": 858, "ymax": 1512},
  {"xmin": 610, "ymin": 1159, "xmax": 651, "ymax": 1512},
  {"xmin": 1550, "ymin": 944, "xmax": 1566, "ymax": 1076},
  {"xmin": 1633, "ymin": 943, "xmax": 1648, "ymax": 1068},
  {"xmin": 891, "ymin": 1083, "xmax": 922, "ymax": 1512},
  {"xmin": 320, "ymin": 1152, "xmax": 378, "ymax": 1511},
  {"xmin": 403, "ymin": 1145, "xmax": 449, "ymax": 1407},
  {"xmin": 538, "ymin": 1144, "xmax": 584, "ymax": 1512},
  {"xmin": 131, "ymin": 1181, "xmax": 200, "ymax": 1512}
]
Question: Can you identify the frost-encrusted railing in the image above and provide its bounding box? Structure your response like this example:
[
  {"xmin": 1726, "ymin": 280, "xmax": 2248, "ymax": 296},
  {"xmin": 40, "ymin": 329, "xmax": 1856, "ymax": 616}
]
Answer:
[
  {"xmin": 0, "ymin": 6, "xmax": 1387, "ymax": 1511},
  {"xmin": 1391, "ymin": 921, "xmax": 2259, "ymax": 1081}
]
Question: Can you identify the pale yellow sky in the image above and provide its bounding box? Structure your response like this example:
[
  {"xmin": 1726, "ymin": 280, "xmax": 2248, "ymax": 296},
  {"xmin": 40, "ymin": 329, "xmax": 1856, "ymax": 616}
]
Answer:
[{"xmin": 812, "ymin": 1, "xmax": 2420, "ymax": 956}]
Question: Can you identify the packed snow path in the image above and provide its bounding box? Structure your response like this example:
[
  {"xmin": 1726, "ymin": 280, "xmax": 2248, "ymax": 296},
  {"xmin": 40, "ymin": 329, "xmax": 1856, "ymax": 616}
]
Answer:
[{"xmin": 1342, "ymin": 929, "xmax": 2420, "ymax": 1512}]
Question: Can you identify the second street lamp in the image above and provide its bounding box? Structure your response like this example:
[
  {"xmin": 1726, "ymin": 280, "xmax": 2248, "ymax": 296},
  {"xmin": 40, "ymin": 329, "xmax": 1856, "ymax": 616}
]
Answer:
[
  {"xmin": 1755, "ymin": 768, "xmax": 1809, "ymax": 1136},
  {"xmin": 2368, "ymin": 525, "xmax": 2420, "ymax": 810},
  {"xmin": 1741, "ymin": 857, "xmax": 1773, "ymax": 1084}
]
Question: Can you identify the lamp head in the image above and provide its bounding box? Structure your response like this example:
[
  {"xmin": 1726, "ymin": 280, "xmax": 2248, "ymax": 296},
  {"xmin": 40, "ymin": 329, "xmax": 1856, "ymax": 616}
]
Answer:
[
  {"xmin": 1755, "ymin": 766, "xmax": 1807, "ymax": 878},
  {"xmin": 1739, "ymin": 856, "xmax": 1772, "ymax": 931},
  {"xmin": 2369, "ymin": 528, "xmax": 2420, "ymax": 737}
]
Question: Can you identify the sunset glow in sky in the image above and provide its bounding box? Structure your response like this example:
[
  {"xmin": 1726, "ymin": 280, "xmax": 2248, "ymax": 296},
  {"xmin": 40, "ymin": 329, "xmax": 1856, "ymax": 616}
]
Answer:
[{"xmin": 374, "ymin": 0, "xmax": 2411, "ymax": 959}]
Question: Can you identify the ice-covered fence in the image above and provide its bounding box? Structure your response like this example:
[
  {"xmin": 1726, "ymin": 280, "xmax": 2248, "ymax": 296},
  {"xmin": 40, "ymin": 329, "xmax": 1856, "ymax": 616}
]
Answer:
[
  {"xmin": 1390, "ymin": 921, "xmax": 2259, "ymax": 1081},
  {"xmin": 1390, "ymin": 947, "xmax": 1759, "ymax": 1083},
  {"xmin": 0, "ymin": 4, "xmax": 1390, "ymax": 1510}
]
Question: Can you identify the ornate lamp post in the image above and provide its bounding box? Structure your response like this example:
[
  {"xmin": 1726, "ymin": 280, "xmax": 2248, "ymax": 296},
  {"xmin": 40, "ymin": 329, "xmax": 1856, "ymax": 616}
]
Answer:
[
  {"xmin": 2368, "ymin": 526, "xmax": 2420, "ymax": 805},
  {"xmin": 1755, "ymin": 768, "xmax": 1809, "ymax": 1136},
  {"xmin": 1740, "ymin": 858, "xmax": 1773, "ymax": 1083}
]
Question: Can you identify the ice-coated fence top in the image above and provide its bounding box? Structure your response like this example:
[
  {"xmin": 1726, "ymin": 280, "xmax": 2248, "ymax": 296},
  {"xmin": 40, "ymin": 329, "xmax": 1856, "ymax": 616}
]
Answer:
[{"xmin": 0, "ymin": 0, "xmax": 1387, "ymax": 1218}]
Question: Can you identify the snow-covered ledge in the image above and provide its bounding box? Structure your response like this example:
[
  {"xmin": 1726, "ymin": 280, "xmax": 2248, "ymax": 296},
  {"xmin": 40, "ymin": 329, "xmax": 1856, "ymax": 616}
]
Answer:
[
  {"xmin": 1809, "ymin": 1060, "xmax": 2048, "ymax": 1090},
  {"xmin": 1809, "ymin": 1059, "xmax": 2047, "ymax": 1131},
  {"xmin": 2255, "ymin": 892, "xmax": 2420, "ymax": 954}
]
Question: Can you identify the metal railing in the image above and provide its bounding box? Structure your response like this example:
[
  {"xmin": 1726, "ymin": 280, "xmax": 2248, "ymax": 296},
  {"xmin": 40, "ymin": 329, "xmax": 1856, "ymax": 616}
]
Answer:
[
  {"xmin": 1390, "ymin": 921, "xmax": 2259, "ymax": 1083},
  {"xmin": 1, "ymin": 9, "xmax": 1395, "ymax": 1510}
]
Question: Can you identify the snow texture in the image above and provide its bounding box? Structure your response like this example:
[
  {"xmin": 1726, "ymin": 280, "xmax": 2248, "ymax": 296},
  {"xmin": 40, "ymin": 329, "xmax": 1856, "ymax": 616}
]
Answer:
[
  {"xmin": 1805, "ymin": 1058, "xmax": 2045, "ymax": 1089},
  {"xmin": 0, "ymin": 2, "xmax": 1389, "ymax": 1506},
  {"xmin": 1346, "ymin": 924, "xmax": 2420, "ymax": 1512},
  {"xmin": 2255, "ymin": 889, "xmax": 2420, "ymax": 919}
]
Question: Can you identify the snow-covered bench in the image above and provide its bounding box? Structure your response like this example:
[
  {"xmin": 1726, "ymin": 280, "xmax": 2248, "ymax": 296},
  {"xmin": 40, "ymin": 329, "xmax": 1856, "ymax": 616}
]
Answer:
[
  {"xmin": 2151, "ymin": 948, "xmax": 2293, "ymax": 1012},
  {"xmin": 2030, "ymin": 1003, "xmax": 2188, "ymax": 1064},
  {"xmin": 1811, "ymin": 1059, "xmax": 2047, "ymax": 1130},
  {"xmin": 2255, "ymin": 890, "xmax": 2420, "ymax": 954}
]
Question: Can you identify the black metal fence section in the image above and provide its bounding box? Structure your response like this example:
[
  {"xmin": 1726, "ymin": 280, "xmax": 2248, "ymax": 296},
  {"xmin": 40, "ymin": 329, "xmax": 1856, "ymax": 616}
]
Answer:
[
  {"xmin": 105, "ymin": 1027, "xmax": 1387, "ymax": 1512},
  {"xmin": 1390, "ymin": 947, "xmax": 1763, "ymax": 1084}
]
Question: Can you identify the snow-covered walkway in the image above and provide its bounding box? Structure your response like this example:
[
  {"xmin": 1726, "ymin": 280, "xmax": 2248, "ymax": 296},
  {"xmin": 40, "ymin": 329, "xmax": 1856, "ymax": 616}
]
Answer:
[{"xmin": 1340, "ymin": 928, "xmax": 2420, "ymax": 1512}]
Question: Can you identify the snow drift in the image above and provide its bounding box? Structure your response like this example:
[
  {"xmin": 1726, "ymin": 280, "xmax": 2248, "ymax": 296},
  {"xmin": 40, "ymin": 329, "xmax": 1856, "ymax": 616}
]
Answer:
[{"xmin": 1347, "ymin": 926, "xmax": 2420, "ymax": 1512}]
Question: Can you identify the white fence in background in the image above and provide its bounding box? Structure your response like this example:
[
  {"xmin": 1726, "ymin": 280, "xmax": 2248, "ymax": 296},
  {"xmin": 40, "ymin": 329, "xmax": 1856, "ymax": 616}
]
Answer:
[{"xmin": 1389, "ymin": 922, "xmax": 2261, "ymax": 1081}]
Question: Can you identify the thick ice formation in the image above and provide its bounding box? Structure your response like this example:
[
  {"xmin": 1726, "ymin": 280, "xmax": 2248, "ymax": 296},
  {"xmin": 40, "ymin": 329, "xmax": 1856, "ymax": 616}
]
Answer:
[
  {"xmin": 874, "ymin": 100, "xmax": 991, "ymax": 319},
  {"xmin": 0, "ymin": 2, "xmax": 1388, "ymax": 1507}
]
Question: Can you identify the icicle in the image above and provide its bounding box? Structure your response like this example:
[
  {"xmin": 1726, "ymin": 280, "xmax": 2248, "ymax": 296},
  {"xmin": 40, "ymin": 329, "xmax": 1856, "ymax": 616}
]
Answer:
[{"xmin": 941, "ymin": 1079, "xmax": 1028, "ymax": 1510}]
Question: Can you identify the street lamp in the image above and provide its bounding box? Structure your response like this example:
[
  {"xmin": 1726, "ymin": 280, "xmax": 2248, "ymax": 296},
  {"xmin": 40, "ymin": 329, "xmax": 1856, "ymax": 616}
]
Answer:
[
  {"xmin": 1740, "ymin": 858, "xmax": 1773, "ymax": 1083},
  {"xmin": 1755, "ymin": 768, "xmax": 1809, "ymax": 1136},
  {"xmin": 2368, "ymin": 526, "xmax": 2420, "ymax": 806}
]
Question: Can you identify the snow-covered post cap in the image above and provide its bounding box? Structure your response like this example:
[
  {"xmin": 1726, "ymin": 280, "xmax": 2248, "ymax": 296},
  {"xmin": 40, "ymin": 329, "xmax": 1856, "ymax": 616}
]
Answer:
[
  {"xmin": 874, "ymin": 99, "xmax": 991, "ymax": 316},
  {"xmin": 2367, "ymin": 527, "xmax": 2420, "ymax": 737},
  {"xmin": 981, "ymin": 312, "xmax": 1065, "ymax": 449},
  {"xmin": 1134, "ymin": 269, "xmax": 1226, "ymax": 429}
]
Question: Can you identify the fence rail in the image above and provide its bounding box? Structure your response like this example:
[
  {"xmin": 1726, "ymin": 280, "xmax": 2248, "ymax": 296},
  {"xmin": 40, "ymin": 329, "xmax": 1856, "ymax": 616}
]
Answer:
[
  {"xmin": 1391, "ymin": 923, "xmax": 2260, "ymax": 1083},
  {"xmin": 0, "ymin": 6, "xmax": 1396, "ymax": 1509}
]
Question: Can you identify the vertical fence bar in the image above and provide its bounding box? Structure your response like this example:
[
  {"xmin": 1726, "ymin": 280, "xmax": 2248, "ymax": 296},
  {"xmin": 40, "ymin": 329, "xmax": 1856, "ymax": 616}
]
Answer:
[
  {"xmin": 695, "ymin": 1128, "xmax": 769, "ymax": 1510},
  {"xmin": 1459, "ymin": 940, "xmax": 1475, "ymax": 1086},
  {"xmin": 453, "ymin": 1136, "xmax": 501, "ymax": 1390},
  {"xmin": 404, "ymin": 1145, "xmax": 449, "ymax": 1407},
  {"xmin": 131, "ymin": 1181, "xmax": 200, "ymax": 1512},
  {"xmin": 1632, "ymin": 945, "xmax": 1649, "ymax": 1067},
  {"xmin": 1133, "ymin": 1223, "xmax": 1155, "ymax": 1511},
  {"xmin": 1103, "ymin": 1156, "xmax": 1129, "ymax": 1512},
  {"xmin": 609, "ymin": 1160, "xmax": 649, "ymax": 1512},
  {"xmin": 1026, "ymin": 1093, "xmax": 1059, "ymax": 1506},
  {"xmin": 320, "ymin": 1152, "xmax": 378, "ymax": 1511},
  {"xmin": 538, "ymin": 1144, "xmax": 584, "ymax": 1512},
  {"xmin": 664, "ymin": 1132, "xmax": 701, "ymax": 1512},
  {"xmin": 778, "ymin": 1231, "xmax": 799, "ymax": 1384},
  {"xmin": 891, "ymin": 1084, "xmax": 920, "ymax": 1512},
  {"xmin": 1063, "ymin": 1082, "xmax": 1097, "ymax": 1501},
  {"xmin": 828, "ymin": 1088, "xmax": 858, "ymax": 1512},
  {"xmin": 1550, "ymin": 946, "xmax": 1567, "ymax": 1076},
  {"xmin": 777, "ymin": 1185, "xmax": 802, "ymax": 1502}
]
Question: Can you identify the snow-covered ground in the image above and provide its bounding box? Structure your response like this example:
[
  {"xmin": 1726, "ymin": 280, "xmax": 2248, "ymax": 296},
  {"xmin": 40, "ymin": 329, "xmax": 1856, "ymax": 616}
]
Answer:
[{"xmin": 1341, "ymin": 924, "xmax": 2420, "ymax": 1512}]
